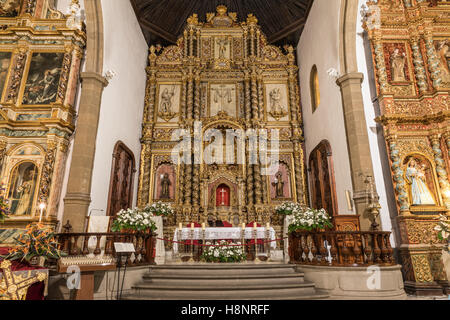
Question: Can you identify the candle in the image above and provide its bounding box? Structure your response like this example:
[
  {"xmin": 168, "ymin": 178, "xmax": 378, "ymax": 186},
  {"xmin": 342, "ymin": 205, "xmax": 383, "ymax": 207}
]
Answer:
[
  {"xmin": 241, "ymin": 223, "xmax": 245, "ymax": 230},
  {"xmin": 38, "ymin": 203, "xmax": 46, "ymax": 223},
  {"xmin": 179, "ymin": 223, "xmax": 183, "ymax": 230},
  {"xmin": 266, "ymin": 223, "xmax": 270, "ymax": 229},
  {"xmin": 191, "ymin": 223, "xmax": 194, "ymax": 229},
  {"xmin": 253, "ymin": 222, "xmax": 257, "ymax": 229},
  {"xmin": 202, "ymin": 223, "xmax": 206, "ymax": 230}
]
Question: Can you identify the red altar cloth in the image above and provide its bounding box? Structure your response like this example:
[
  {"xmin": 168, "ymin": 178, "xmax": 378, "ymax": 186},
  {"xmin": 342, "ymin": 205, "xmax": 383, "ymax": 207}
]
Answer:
[{"xmin": 0, "ymin": 247, "xmax": 46, "ymax": 300}]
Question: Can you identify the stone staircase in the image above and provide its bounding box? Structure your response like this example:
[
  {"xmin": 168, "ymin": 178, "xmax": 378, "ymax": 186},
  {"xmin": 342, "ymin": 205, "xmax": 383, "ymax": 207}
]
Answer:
[{"xmin": 123, "ymin": 264, "xmax": 328, "ymax": 300}]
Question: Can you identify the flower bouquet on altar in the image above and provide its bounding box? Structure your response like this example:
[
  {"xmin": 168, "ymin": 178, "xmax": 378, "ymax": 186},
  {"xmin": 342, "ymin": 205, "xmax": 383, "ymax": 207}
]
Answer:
[
  {"xmin": 111, "ymin": 208, "xmax": 157, "ymax": 233},
  {"xmin": 435, "ymin": 214, "xmax": 449, "ymax": 244},
  {"xmin": 275, "ymin": 201, "xmax": 303, "ymax": 216},
  {"xmin": 0, "ymin": 185, "xmax": 10, "ymax": 223},
  {"xmin": 201, "ymin": 241, "xmax": 247, "ymax": 263},
  {"xmin": 2, "ymin": 223, "xmax": 66, "ymax": 266},
  {"xmin": 288, "ymin": 207, "xmax": 333, "ymax": 233},
  {"xmin": 144, "ymin": 202, "xmax": 174, "ymax": 217}
]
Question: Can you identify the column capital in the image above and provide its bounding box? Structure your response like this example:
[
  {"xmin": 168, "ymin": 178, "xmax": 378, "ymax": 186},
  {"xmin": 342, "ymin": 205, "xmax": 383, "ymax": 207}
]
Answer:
[
  {"xmin": 80, "ymin": 72, "xmax": 109, "ymax": 87},
  {"xmin": 336, "ymin": 72, "xmax": 364, "ymax": 86}
]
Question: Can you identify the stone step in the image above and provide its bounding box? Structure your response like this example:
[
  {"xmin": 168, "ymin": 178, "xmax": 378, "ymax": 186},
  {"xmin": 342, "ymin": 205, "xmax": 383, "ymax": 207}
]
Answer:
[
  {"xmin": 125, "ymin": 264, "xmax": 328, "ymax": 300},
  {"xmin": 142, "ymin": 274, "xmax": 305, "ymax": 286}
]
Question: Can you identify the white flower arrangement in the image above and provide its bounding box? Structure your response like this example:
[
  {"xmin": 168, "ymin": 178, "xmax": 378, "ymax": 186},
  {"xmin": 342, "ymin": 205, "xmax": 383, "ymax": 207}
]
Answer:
[
  {"xmin": 288, "ymin": 207, "xmax": 333, "ymax": 233},
  {"xmin": 434, "ymin": 214, "xmax": 449, "ymax": 242},
  {"xmin": 201, "ymin": 240, "xmax": 247, "ymax": 263},
  {"xmin": 111, "ymin": 207, "xmax": 157, "ymax": 233},
  {"xmin": 275, "ymin": 201, "xmax": 303, "ymax": 216},
  {"xmin": 144, "ymin": 202, "xmax": 174, "ymax": 217}
]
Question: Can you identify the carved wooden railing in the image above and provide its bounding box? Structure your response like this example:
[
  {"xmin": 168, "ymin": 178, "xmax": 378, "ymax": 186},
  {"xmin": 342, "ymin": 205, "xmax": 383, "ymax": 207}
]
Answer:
[
  {"xmin": 289, "ymin": 231, "xmax": 395, "ymax": 266},
  {"xmin": 55, "ymin": 232, "xmax": 157, "ymax": 266}
]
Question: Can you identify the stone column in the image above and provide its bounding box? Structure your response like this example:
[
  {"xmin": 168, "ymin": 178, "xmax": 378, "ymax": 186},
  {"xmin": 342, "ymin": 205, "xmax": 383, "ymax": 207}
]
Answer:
[
  {"xmin": 63, "ymin": 72, "xmax": 108, "ymax": 232},
  {"xmin": 336, "ymin": 72, "xmax": 380, "ymax": 230},
  {"xmin": 430, "ymin": 134, "xmax": 450, "ymax": 208}
]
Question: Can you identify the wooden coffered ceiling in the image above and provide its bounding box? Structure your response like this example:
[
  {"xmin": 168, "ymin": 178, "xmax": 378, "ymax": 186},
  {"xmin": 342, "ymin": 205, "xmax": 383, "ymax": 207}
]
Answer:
[{"xmin": 130, "ymin": 0, "xmax": 315, "ymax": 47}]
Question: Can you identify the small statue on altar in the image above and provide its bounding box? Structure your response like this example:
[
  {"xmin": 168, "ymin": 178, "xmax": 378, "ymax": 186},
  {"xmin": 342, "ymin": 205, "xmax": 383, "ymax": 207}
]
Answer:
[
  {"xmin": 159, "ymin": 173, "xmax": 171, "ymax": 199},
  {"xmin": 272, "ymin": 172, "xmax": 285, "ymax": 198}
]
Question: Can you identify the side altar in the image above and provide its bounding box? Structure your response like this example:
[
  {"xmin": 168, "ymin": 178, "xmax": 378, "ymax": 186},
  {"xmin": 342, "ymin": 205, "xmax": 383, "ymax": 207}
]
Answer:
[{"xmin": 137, "ymin": 6, "xmax": 307, "ymax": 248}]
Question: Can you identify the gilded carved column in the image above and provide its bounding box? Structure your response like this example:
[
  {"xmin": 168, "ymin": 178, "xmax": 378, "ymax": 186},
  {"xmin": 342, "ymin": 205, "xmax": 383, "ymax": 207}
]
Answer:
[
  {"xmin": 409, "ymin": 36, "xmax": 429, "ymax": 94},
  {"xmin": 430, "ymin": 134, "xmax": 450, "ymax": 208},
  {"xmin": 387, "ymin": 135, "xmax": 410, "ymax": 213},
  {"xmin": 244, "ymin": 72, "xmax": 251, "ymax": 123},
  {"xmin": 424, "ymin": 31, "xmax": 443, "ymax": 89},
  {"xmin": 38, "ymin": 140, "xmax": 58, "ymax": 215},
  {"xmin": 192, "ymin": 72, "xmax": 201, "ymax": 206},
  {"xmin": 6, "ymin": 47, "xmax": 28, "ymax": 104},
  {"xmin": 0, "ymin": 139, "xmax": 7, "ymax": 174},
  {"xmin": 293, "ymin": 140, "xmax": 306, "ymax": 204},
  {"xmin": 250, "ymin": 67, "xmax": 263, "ymax": 205},
  {"xmin": 137, "ymin": 144, "xmax": 151, "ymax": 207},
  {"xmin": 372, "ymin": 37, "xmax": 389, "ymax": 95}
]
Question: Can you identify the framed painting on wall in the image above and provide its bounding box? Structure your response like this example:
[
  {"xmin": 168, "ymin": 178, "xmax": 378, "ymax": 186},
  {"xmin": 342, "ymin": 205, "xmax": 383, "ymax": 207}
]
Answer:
[{"xmin": 22, "ymin": 52, "xmax": 64, "ymax": 105}]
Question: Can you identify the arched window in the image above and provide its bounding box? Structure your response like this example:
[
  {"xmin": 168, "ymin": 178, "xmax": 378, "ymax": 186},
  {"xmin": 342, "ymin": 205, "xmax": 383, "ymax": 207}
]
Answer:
[
  {"xmin": 310, "ymin": 65, "xmax": 320, "ymax": 112},
  {"xmin": 106, "ymin": 141, "xmax": 136, "ymax": 217},
  {"xmin": 308, "ymin": 140, "xmax": 338, "ymax": 216}
]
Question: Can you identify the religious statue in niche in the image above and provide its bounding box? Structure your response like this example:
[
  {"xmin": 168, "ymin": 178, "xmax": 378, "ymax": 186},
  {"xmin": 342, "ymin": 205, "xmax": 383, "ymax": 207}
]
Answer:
[
  {"xmin": 215, "ymin": 37, "xmax": 230, "ymax": 60},
  {"xmin": 158, "ymin": 84, "xmax": 179, "ymax": 122},
  {"xmin": 405, "ymin": 157, "xmax": 436, "ymax": 206},
  {"xmin": 390, "ymin": 48, "xmax": 407, "ymax": 82},
  {"xmin": 210, "ymin": 84, "xmax": 236, "ymax": 117},
  {"xmin": 7, "ymin": 162, "xmax": 39, "ymax": 216},
  {"xmin": 269, "ymin": 88, "xmax": 288, "ymax": 120},
  {"xmin": 154, "ymin": 164, "xmax": 176, "ymax": 201},
  {"xmin": 270, "ymin": 162, "xmax": 291, "ymax": 200},
  {"xmin": 0, "ymin": 0, "xmax": 20, "ymax": 17},
  {"xmin": 436, "ymin": 40, "xmax": 450, "ymax": 82},
  {"xmin": 265, "ymin": 84, "xmax": 289, "ymax": 121},
  {"xmin": 23, "ymin": 53, "xmax": 64, "ymax": 105},
  {"xmin": 0, "ymin": 52, "xmax": 11, "ymax": 98},
  {"xmin": 159, "ymin": 173, "xmax": 171, "ymax": 199},
  {"xmin": 272, "ymin": 171, "xmax": 285, "ymax": 198}
]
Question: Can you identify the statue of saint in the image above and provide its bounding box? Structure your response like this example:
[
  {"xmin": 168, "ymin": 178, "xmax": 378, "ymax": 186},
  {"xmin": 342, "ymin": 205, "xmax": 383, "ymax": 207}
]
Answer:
[
  {"xmin": 437, "ymin": 40, "xmax": 450, "ymax": 80},
  {"xmin": 159, "ymin": 173, "xmax": 171, "ymax": 199},
  {"xmin": 14, "ymin": 170, "xmax": 34, "ymax": 216},
  {"xmin": 270, "ymin": 88, "xmax": 284, "ymax": 114},
  {"xmin": 160, "ymin": 87, "xmax": 175, "ymax": 114},
  {"xmin": 405, "ymin": 159, "xmax": 436, "ymax": 205},
  {"xmin": 390, "ymin": 48, "xmax": 407, "ymax": 82},
  {"xmin": 272, "ymin": 172, "xmax": 285, "ymax": 198},
  {"xmin": 216, "ymin": 38, "xmax": 229, "ymax": 59}
]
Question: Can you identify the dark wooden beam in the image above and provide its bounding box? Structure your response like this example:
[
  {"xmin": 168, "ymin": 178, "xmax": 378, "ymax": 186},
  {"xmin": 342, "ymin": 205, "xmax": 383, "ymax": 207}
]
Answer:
[{"xmin": 268, "ymin": 18, "xmax": 306, "ymax": 44}]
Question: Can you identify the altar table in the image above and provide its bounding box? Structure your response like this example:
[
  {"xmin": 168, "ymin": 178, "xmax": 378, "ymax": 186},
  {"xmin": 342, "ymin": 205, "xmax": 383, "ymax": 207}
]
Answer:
[{"xmin": 172, "ymin": 227, "xmax": 277, "ymax": 254}]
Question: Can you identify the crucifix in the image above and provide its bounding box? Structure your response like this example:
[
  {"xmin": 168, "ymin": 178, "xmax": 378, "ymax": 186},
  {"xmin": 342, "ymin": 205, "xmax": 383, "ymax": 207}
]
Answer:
[
  {"xmin": 219, "ymin": 188, "xmax": 227, "ymax": 206},
  {"xmin": 0, "ymin": 260, "xmax": 47, "ymax": 300},
  {"xmin": 213, "ymin": 85, "xmax": 233, "ymax": 113}
]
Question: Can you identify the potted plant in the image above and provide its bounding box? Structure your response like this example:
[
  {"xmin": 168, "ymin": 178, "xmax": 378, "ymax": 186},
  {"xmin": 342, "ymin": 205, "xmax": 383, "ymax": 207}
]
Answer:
[
  {"xmin": 111, "ymin": 208, "xmax": 157, "ymax": 233},
  {"xmin": 288, "ymin": 207, "xmax": 333, "ymax": 233},
  {"xmin": 3, "ymin": 223, "xmax": 66, "ymax": 267}
]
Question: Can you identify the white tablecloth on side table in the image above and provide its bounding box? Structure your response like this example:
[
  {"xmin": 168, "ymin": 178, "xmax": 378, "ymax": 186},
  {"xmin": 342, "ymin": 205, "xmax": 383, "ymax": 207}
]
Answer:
[
  {"xmin": 172, "ymin": 227, "xmax": 276, "ymax": 254},
  {"xmin": 151, "ymin": 216, "xmax": 165, "ymax": 264}
]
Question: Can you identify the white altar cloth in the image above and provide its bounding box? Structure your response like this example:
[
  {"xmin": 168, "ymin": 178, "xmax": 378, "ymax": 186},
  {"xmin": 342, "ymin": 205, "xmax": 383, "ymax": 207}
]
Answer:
[{"xmin": 172, "ymin": 227, "xmax": 277, "ymax": 253}]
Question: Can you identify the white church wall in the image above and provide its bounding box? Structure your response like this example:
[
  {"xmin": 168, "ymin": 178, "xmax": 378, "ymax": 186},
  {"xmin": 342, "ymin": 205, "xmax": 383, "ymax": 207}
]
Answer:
[
  {"xmin": 56, "ymin": 0, "xmax": 148, "ymax": 224},
  {"xmin": 297, "ymin": 0, "xmax": 355, "ymax": 215},
  {"xmin": 357, "ymin": 0, "xmax": 399, "ymax": 246}
]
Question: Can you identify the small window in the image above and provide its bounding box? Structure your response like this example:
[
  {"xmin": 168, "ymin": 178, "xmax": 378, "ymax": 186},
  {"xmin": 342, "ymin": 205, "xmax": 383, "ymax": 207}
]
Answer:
[{"xmin": 310, "ymin": 65, "xmax": 320, "ymax": 112}]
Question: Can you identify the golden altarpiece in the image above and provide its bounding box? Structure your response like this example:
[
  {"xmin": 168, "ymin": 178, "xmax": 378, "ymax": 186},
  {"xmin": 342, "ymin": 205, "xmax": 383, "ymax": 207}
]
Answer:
[
  {"xmin": 364, "ymin": 0, "xmax": 450, "ymax": 295},
  {"xmin": 137, "ymin": 6, "xmax": 307, "ymax": 243},
  {"xmin": 0, "ymin": 0, "xmax": 85, "ymax": 235}
]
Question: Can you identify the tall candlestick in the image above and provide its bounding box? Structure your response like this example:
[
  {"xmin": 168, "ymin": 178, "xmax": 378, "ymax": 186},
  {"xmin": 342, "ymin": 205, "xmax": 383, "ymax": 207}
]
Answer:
[{"xmin": 242, "ymin": 223, "xmax": 245, "ymax": 230}]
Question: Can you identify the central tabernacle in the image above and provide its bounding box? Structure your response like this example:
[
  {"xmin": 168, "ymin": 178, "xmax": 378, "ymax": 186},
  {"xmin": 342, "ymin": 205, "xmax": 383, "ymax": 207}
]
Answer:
[{"xmin": 137, "ymin": 6, "xmax": 306, "ymax": 242}]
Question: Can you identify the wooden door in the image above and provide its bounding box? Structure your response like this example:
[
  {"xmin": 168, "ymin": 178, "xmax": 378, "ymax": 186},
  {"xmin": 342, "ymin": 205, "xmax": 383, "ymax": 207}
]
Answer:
[{"xmin": 106, "ymin": 141, "xmax": 136, "ymax": 217}]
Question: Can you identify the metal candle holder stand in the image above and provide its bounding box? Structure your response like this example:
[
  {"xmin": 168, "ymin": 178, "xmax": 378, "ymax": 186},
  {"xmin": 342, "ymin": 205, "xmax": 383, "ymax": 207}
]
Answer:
[
  {"xmin": 188, "ymin": 227, "xmax": 195, "ymax": 263},
  {"xmin": 266, "ymin": 227, "xmax": 271, "ymax": 261},
  {"xmin": 254, "ymin": 227, "xmax": 261, "ymax": 263}
]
